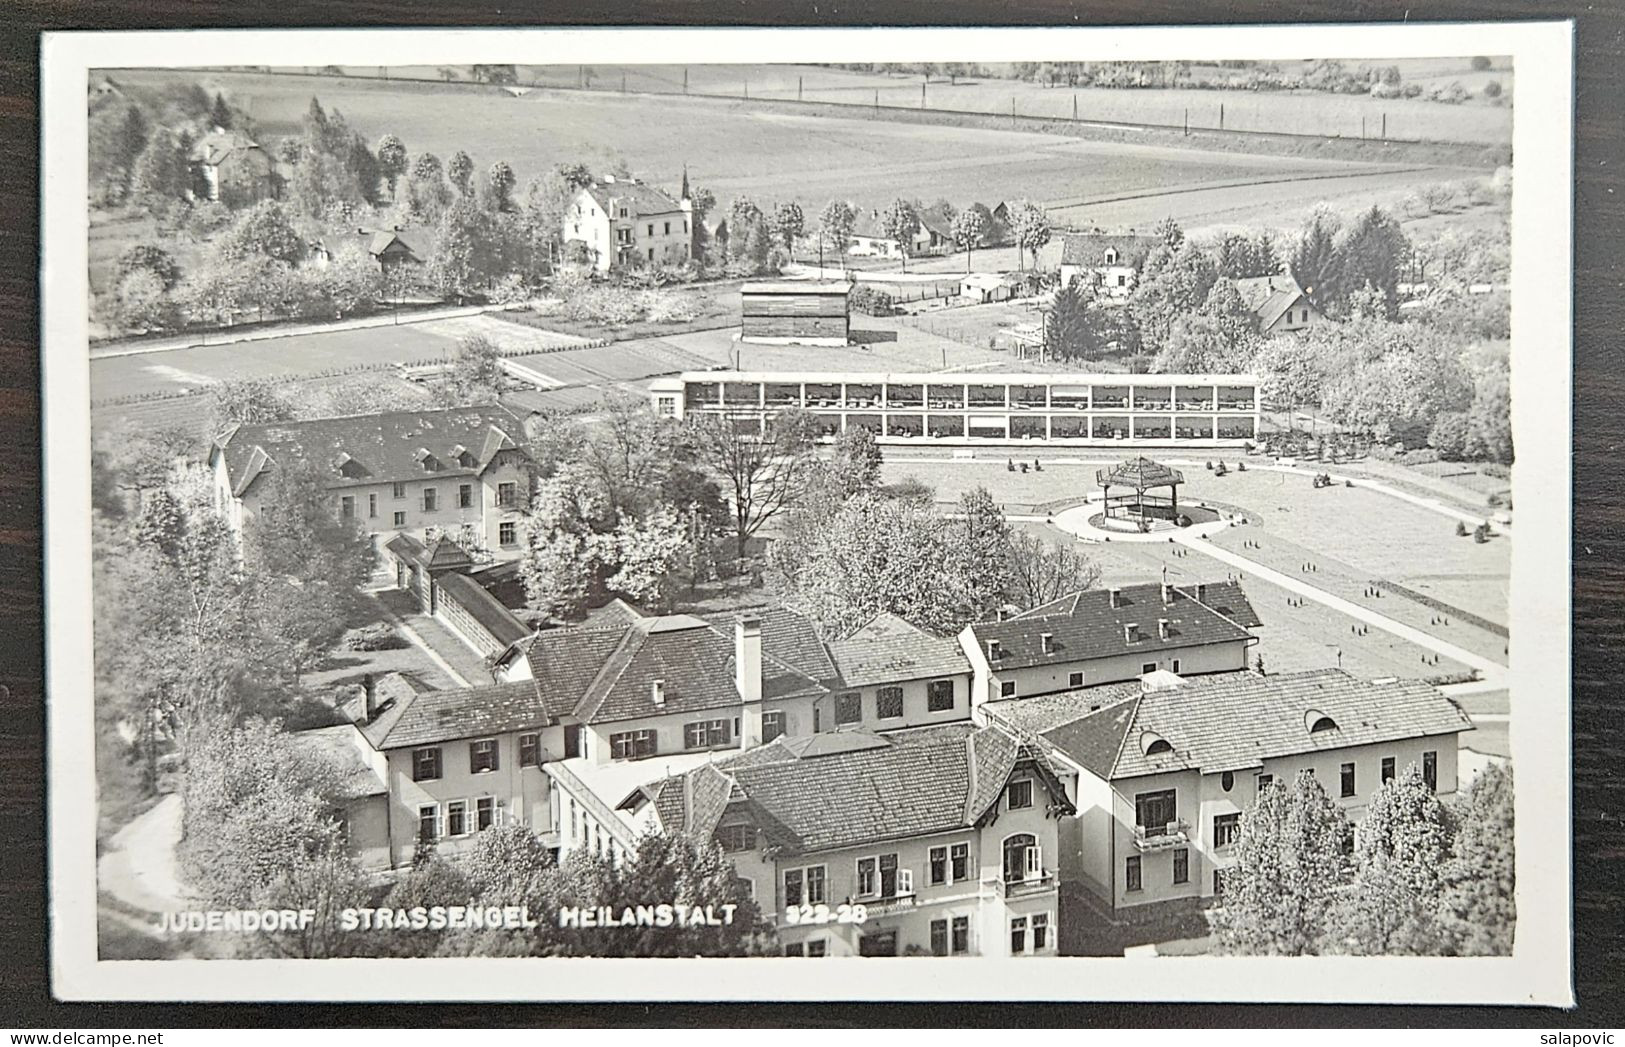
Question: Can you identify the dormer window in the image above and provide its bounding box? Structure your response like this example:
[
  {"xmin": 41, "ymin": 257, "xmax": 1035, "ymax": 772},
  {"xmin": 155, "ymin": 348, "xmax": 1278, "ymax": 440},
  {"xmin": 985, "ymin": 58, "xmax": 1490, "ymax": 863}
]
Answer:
[
  {"xmin": 1104, "ymin": 248, "xmax": 1119, "ymax": 265},
  {"xmin": 1310, "ymin": 715, "xmax": 1339, "ymax": 733},
  {"xmin": 1040, "ymin": 633, "xmax": 1055, "ymax": 655},
  {"xmin": 652, "ymin": 679, "xmax": 666, "ymax": 706},
  {"xmin": 987, "ymin": 639, "xmax": 1003, "ymax": 661},
  {"xmin": 1124, "ymin": 623, "xmax": 1141, "ymax": 643},
  {"xmin": 415, "ymin": 448, "xmax": 441, "ymax": 472},
  {"xmin": 1146, "ymin": 739, "xmax": 1173, "ymax": 756},
  {"xmin": 450, "ymin": 444, "xmax": 476, "ymax": 468}
]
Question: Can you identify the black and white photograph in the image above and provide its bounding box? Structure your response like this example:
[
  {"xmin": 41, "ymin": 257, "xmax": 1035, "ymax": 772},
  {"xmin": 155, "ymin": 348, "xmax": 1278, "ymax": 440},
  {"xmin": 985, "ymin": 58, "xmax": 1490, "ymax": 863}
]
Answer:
[{"xmin": 39, "ymin": 23, "xmax": 1573, "ymax": 1004}]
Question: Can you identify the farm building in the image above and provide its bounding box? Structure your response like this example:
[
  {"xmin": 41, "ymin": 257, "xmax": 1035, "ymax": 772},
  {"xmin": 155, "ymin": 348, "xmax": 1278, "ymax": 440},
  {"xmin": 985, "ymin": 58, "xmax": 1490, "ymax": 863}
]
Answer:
[
  {"xmin": 1058, "ymin": 232, "xmax": 1163, "ymax": 298},
  {"xmin": 649, "ymin": 370, "xmax": 1261, "ymax": 447},
  {"xmin": 739, "ymin": 281, "xmax": 851, "ymax": 347}
]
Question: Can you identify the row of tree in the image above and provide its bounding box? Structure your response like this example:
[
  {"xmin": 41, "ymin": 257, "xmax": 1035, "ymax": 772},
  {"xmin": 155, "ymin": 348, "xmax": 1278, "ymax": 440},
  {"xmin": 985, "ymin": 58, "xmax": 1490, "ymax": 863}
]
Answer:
[{"xmin": 1214, "ymin": 762, "xmax": 1514, "ymax": 956}]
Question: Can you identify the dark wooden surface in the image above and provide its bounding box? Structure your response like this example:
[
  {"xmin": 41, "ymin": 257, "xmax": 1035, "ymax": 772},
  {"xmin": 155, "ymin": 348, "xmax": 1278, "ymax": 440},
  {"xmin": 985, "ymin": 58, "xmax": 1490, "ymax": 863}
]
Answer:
[{"xmin": 2, "ymin": 0, "xmax": 1621, "ymax": 1028}]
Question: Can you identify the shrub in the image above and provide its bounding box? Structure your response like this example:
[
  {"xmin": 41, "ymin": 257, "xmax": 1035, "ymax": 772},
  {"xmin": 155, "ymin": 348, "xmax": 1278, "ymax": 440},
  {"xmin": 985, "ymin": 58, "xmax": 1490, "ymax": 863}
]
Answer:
[
  {"xmin": 1471, "ymin": 56, "xmax": 1493, "ymax": 71},
  {"xmin": 849, "ymin": 285, "xmax": 894, "ymax": 316},
  {"xmin": 1237, "ymin": 461, "xmax": 1246, "ymax": 472},
  {"xmin": 1473, "ymin": 523, "xmax": 1489, "ymax": 543},
  {"xmin": 1456, "ymin": 521, "xmax": 1468, "ymax": 537},
  {"xmin": 1483, "ymin": 80, "xmax": 1503, "ymax": 99},
  {"xmin": 1486, "ymin": 492, "xmax": 1503, "ymax": 508},
  {"xmin": 343, "ymin": 623, "xmax": 407, "ymax": 651}
]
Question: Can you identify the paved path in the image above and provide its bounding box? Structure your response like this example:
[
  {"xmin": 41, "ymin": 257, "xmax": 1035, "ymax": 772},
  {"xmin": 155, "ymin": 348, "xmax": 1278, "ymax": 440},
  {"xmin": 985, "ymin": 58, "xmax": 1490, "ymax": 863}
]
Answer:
[
  {"xmin": 90, "ymin": 301, "xmax": 533, "ymax": 360},
  {"xmin": 366, "ymin": 591, "xmax": 476, "ymax": 688},
  {"xmin": 97, "ymin": 793, "xmax": 193, "ymax": 916},
  {"xmin": 1169, "ymin": 532, "xmax": 1508, "ymax": 687}
]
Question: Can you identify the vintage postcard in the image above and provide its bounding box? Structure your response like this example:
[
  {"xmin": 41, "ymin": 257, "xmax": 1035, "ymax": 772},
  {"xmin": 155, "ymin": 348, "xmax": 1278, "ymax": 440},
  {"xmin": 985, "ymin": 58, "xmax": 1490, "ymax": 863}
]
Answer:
[{"xmin": 41, "ymin": 23, "xmax": 1573, "ymax": 1003}]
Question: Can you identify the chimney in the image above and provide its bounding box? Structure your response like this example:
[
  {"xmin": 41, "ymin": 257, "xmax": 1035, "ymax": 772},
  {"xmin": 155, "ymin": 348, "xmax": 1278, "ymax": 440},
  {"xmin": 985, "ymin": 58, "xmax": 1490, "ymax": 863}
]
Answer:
[
  {"xmin": 1158, "ymin": 618, "xmax": 1170, "ymax": 641},
  {"xmin": 360, "ymin": 673, "xmax": 376, "ymax": 724},
  {"xmin": 987, "ymin": 639, "xmax": 1003, "ymax": 661},
  {"xmin": 1040, "ymin": 632, "xmax": 1055, "ymax": 655},
  {"xmin": 1196, "ymin": 583, "xmax": 1208, "ymax": 604},
  {"xmin": 736, "ymin": 615, "xmax": 764, "ymax": 748},
  {"xmin": 1109, "ymin": 587, "xmax": 1123, "ymax": 608},
  {"xmin": 1124, "ymin": 623, "xmax": 1140, "ymax": 644},
  {"xmin": 652, "ymin": 679, "xmax": 666, "ymax": 706},
  {"xmin": 603, "ymin": 173, "xmax": 617, "ymax": 184}
]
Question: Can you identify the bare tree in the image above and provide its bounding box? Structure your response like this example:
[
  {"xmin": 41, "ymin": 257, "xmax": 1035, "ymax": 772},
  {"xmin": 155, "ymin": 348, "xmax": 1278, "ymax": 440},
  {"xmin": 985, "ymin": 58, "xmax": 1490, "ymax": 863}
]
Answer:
[
  {"xmin": 1004, "ymin": 530, "xmax": 1102, "ymax": 609},
  {"xmin": 688, "ymin": 408, "xmax": 820, "ymax": 560}
]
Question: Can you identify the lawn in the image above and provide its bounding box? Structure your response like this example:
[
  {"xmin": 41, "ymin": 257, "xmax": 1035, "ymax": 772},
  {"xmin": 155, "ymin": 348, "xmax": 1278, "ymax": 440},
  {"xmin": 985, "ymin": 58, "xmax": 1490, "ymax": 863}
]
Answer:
[{"xmin": 880, "ymin": 456, "xmax": 1510, "ymax": 635}]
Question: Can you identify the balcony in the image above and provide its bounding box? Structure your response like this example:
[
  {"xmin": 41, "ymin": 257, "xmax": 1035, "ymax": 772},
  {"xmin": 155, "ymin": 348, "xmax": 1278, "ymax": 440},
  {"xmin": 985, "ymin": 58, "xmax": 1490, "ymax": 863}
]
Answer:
[
  {"xmin": 1132, "ymin": 820, "xmax": 1191, "ymax": 851},
  {"xmin": 852, "ymin": 889, "xmax": 918, "ymax": 917},
  {"xmin": 983, "ymin": 871, "xmax": 1057, "ymax": 899}
]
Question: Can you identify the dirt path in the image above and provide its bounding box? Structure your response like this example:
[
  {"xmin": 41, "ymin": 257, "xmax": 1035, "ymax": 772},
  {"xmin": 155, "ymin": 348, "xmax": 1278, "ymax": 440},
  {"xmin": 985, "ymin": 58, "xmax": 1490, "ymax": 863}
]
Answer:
[{"xmin": 97, "ymin": 793, "xmax": 193, "ymax": 916}]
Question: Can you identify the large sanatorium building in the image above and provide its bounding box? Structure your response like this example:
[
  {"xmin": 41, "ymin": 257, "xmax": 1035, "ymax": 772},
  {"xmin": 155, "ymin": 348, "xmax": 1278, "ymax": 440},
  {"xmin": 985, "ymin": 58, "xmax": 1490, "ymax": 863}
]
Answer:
[{"xmin": 648, "ymin": 371, "xmax": 1262, "ymax": 447}]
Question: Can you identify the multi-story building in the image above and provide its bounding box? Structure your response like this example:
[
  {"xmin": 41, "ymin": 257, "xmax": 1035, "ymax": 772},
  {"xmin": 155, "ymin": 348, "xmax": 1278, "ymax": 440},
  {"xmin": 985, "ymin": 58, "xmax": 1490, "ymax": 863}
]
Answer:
[
  {"xmin": 983, "ymin": 668, "xmax": 1475, "ymax": 923},
  {"xmin": 208, "ymin": 405, "xmax": 533, "ymax": 561},
  {"xmin": 615, "ymin": 721, "xmax": 1074, "ymax": 956},
  {"xmin": 960, "ymin": 581, "xmax": 1261, "ymax": 707},
  {"xmin": 187, "ymin": 130, "xmax": 275, "ymax": 206},
  {"xmin": 647, "ymin": 371, "xmax": 1263, "ymax": 446},
  {"xmin": 1058, "ymin": 232, "xmax": 1163, "ymax": 299},
  {"xmin": 562, "ymin": 175, "xmax": 693, "ymax": 272}
]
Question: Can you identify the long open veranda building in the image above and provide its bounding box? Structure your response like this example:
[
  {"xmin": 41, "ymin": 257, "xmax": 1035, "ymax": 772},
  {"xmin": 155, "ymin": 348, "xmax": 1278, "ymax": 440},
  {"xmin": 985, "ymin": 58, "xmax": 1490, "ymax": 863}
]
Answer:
[{"xmin": 649, "ymin": 371, "xmax": 1261, "ymax": 447}]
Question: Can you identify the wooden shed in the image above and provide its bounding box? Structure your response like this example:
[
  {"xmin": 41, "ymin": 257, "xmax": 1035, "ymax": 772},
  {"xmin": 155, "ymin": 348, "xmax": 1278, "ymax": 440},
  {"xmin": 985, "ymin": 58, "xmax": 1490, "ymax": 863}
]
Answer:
[{"xmin": 739, "ymin": 280, "xmax": 851, "ymax": 346}]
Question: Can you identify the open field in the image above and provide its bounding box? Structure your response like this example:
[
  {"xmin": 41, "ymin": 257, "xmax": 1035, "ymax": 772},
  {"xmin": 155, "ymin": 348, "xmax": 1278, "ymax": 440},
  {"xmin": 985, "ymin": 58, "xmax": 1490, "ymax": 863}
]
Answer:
[
  {"xmin": 108, "ymin": 69, "xmax": 1482, "ymax": 230},
  {"xmin": 262, "ymin": 61, "xmax": 1512, "ymax": 145}
]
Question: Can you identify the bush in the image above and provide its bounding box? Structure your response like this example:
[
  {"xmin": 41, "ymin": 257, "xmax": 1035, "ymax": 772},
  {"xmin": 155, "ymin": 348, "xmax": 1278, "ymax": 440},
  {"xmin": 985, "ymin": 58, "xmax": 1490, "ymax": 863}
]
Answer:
[
  {"xmin": 849, "ymin": 284, "xmax": 894, "ymax": 316},
  {"xmin": 343, "ymin": 623, "xmax": 407, "ymax": 651},
  {"xmin": 1471, "ymin": 56, "xmax": 1493, "ymax": 71},
  {"xmin": 1456, "ymin": 521, "xmax": 1468, "ymax": 537},
  {"xmin": 1486, "ymin": 492, "xmax": 1503, "ymax": 508},
  {"xmin": 1483, "ymin": 80, "xmax": 1503, "ymax": 99}
]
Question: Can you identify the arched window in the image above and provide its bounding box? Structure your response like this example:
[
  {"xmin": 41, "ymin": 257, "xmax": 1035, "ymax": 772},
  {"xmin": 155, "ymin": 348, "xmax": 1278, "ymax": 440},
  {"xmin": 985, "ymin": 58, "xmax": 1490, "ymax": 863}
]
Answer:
[
  {"xmin": 1141, "ymin": 731, "xmax": 1173, "ymax": 756},
  {"xmin": 1003, "ymin": 833, "xmax": 1040, "ymax": 884},
  {"xmin": 1305, "ymin": 708, "xmax": 1339, "ymax": 733}
]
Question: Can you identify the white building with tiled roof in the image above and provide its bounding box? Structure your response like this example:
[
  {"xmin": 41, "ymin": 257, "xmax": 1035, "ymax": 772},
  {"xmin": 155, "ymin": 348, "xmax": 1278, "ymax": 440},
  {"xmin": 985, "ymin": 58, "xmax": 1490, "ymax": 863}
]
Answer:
[
  {"xmin": 562, "ymin": 174, "xmax": 693, "ymax": 272},
  {"xmin": 960, "ymin": 580, "xmax": 1261, "ymax": 707},
  {"xmin": 1228, "ymin": 273, "xmax": 1326, "ymax": 336},
  {"xmin": 1059, "ymin": 231, "xmax": 1163, "ymax": 298},
  {"xmin": 616, "ymin": 721, "xmax": 1074, "ymax": 957},
  {"xmin": 984, "ymin": 667, "xmax": 1475, "ymax": 923}
]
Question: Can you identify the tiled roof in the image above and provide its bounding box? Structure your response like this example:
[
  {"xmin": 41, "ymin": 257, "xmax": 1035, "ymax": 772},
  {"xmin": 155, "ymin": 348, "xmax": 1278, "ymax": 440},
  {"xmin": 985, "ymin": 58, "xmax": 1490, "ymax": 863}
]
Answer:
[
  {"xmin": 1060, "ymin": 233, "xmax": 1162, "ymax": 268},
  {"xmin": 214, "ymin": 405, "xmax": 527, "ymax": 495},
  {"xmin": 367, "ymin": 230, "xmax": 420, "ymax": 260},
  {"xmin": 1230, "ymin": 274, "xmax": 1312, "ymax": 329},
  {"xmin": 435, "ymin": 572, "xmax": 530, "ymax": 647},
  {"xmin": 522, "ymin": 625, "xmax": 636, "ymax": 709},
  {"xmin": 580, "ymin": 179, "xmax": 686, "ymax": 218},
  {"xmin": 981, "ymin": 679, "xmax": 1143, "ymax": 738},
  {"xmin": 698, "ymin": 603, "xmax": 842, "ymax": 684},
  {"xmin": 1038, "ymin": 669, "xmax": 1473, "ymax": 781},
  {"xmin": 825, "ymin": 613, "xmax": 972, "ymax": 687},
  {"xmin": 1096, "ymin": 455, "xmax": 1185, "ymax": 490},
  {"xmin": 916, "ymin": 205, "xmax": 956, "ymax": 239},
  {"xmin": 289, "ymin": 725, "xmax": 388, "ymax": 800},
  {"xmin": 368, "ymin": 679, "xmax": 564, "ymax": 750},
  {"xmin": 190, "ymin": 131, "xmax": 263, "ymax": 166},
  {"xmin": 972, "ymin": 581, "xmax": 1255, "ymax": 670},
  {"xmin": 570, "ymin": 615, "xmax": 828, "ymax": 725},
  {"xmin": 643, "ymin": 724, "xmax": 1072, "ymax": 855}
]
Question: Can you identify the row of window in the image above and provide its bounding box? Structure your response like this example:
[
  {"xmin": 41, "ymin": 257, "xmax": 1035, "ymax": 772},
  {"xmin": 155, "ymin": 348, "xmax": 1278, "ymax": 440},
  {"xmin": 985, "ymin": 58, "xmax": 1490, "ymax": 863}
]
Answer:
[
  {"xmin": 994, "ymin": 664, "xmax": 1176, "ymax": 700},
  {"xmin": 417, "ymin": 797, "xmax": 498, "ymax": 841},
  {"xmin": 830, "ymin": 680, "xmax": 956, "ymax": 725},
  {"xmin": 781, "ymin": 834, "xmax": 1046, "ymax": 907},
  {"xmin": 412, "ymin": 735, "xmax": 545, "ymax": 781}
]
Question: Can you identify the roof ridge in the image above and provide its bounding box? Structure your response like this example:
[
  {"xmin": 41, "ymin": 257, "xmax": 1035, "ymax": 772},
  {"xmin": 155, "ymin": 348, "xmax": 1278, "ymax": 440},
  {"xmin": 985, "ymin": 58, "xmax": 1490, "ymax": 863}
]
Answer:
[
  {"xmin": 961, "ymin": 731, "xmax": 979, "ymax": 825},
  {"xmin": 569, "ymin": 624, "xmax": 646, "ymax": 720},
  {"xmin": 1106, "ymin": 690, "xmax": 1147, "ymax": 778}
]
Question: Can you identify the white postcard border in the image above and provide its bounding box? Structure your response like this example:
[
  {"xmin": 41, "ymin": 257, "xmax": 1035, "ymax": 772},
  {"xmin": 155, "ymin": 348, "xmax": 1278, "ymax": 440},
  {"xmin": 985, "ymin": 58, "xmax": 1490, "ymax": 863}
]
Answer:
[{"xmin": 42, "ymin": 21, "xmax": 1574, "ymax": 1004}]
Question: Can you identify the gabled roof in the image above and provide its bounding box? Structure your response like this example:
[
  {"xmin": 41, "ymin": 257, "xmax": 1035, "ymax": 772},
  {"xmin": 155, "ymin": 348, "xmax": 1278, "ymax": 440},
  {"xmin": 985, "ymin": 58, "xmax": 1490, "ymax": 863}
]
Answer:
[
  {"xmin": 700, "ymin": 605, "xmax": 839, "ymax": 685},
  {"xmin": 190, "ymin": 131, "xmax": 264, "ymax": 166},
  {"xmin": 367, "ymin": 230, "xmax": 420, "ymax": 260},
  {"xmin": 1036, "ymin": 669, "xmax": 1473, "ymax": 781},
  {"xmin": 213, "ymin": 405, "xmax": 527, "ymax": 495},
  {"xmin": 525, "ymin": 613, "xmax": 830, "ymax": 726},
  {"xmin": 434, "ymin": 572, "xmax": 530, "ymax": 647},
  {"xmin": 825, "ymin": 613, "xmax": 972, "ymax": 688},
  {"xmin": 635, "ymin": 723, "xmax": 1073, "ymax": 855},
  {"xmin": 579, "ymin": 178, "xmax": 686, "ymax": 218},
  {"xmin": 916, "ymin": 205, "xmax": 956, "ymax": 239},
  {"xmin": 971, "ymin": 581, "xmax": 1257, "ymax": 670},
  {"xmin": 1230, "ymin": 274, "xmax": 1315, "ymax": 329},
  {"xmin": 366, "ymin": 679, "xmax": 565, "ymax": 750},
  {"xmin": 1060, "ymin": 233, "xmax": 1162, "ymax": 268}
]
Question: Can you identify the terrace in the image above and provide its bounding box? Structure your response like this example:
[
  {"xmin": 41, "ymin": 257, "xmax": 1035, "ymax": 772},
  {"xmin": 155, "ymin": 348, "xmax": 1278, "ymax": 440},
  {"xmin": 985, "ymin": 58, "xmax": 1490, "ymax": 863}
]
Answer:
[
  {"xmin": 1132, "ymin": 820, "xmax": 1192, "ymax": 852},
  {"xmin": 886, "ymin": 415, "xmax": 924, "ymax": 438},
  {"xmin": 1176, "ymin": 385, "xmax": 1216, "ymax": 411},
  {"xmin": 1217, "ymin": 419, "xmax": 1257, "ymax": 439},
  {"xmin": 1011, "ymin": 385, "xmax": 1049, "ymax": 409},
  {"xmin": 805, "ymin": 382, "xmax": 842, "ymax": 407},
  {"xmin": 1051, "ymin": 386, "xmax": 1091, "ymax": 410},
  {"xmin": 884, "ymin": 383, "xmax": 924, "ymax": 408},
  {"xmin": 723, "ymin": 381, "xmax": 762, "ymax": 406},
  {"xmin": 928, "ymin": 415, "xmax": 966, "ymax": 438},
  {"xmin": 845, "ymin": 382, "xmax": 883, "ymax": 409},
  {"xmin": 967, "ymin": 384, "xmax": 1008, "ymax": 409},
  {"xmin": 1175, "ymin": 418, "xmax": 1217, "ymax": 440},
  {"xmin": 1133, "ymin": 417, "xmax": 1173, "ymax": 440},
  {"xmin": 764, "ymin": 382, "xmax": 802, "ymax": 407},
  {"xmin": 1217, "ymin": 387, "xmax": 1258, "ymax": 411},
  {"xmin": 1133, "ymin": 388, "xmax": 1174, "ymax": 412},
  {"xmin": 1093, "ymin": 417, "xmax": 1131, "ymax": 439},
  {"xmin": 927, "ymin": 384, "xmax": 965, "ymax": 410},
  {"xmin": 1094, "ymin": 386, "xmax": 1130, "ymax": 410}
]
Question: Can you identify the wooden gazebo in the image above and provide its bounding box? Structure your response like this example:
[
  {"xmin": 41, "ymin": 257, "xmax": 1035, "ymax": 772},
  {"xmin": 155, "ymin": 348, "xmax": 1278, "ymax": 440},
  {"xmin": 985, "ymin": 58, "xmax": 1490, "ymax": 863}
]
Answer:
[{"xmin": 1097, "ymin": 455, "xmax": 1185, "ymax": 529}]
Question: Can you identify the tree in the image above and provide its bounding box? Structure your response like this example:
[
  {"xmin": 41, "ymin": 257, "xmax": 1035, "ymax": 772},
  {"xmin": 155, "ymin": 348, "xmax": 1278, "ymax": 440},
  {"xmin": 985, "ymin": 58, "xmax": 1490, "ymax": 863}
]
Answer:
[
  {"xmin": 463, "ymin": 823, "xmax": 555, "ymax": 902},
  {"xmin": 1003, "ymin": 531, "xmax": 1101, "ymax": 609},
  {"xmin": 1131, "ymin": 241, "xmax": 1218, "ymax": 350},
  {"xmin": 376, "ymin": 134, "xmax": 408, "ymax": 200},
  {"xmin": 1044, "ymin": 280, "xmax": 1097, "ymax": 362},
  {"xmin": 89, "ymin": 102, "xmax": 148, "ymax": 205},
  {"xmin": 1438, "ymin": 763, "xmax": 1514, "ymax": 955},
  {"xmin": 484, "ymin": 160, "xmax": 517, "ymax": 213},
  {"xmin": 114, "ymin": 268, "xmax": 179, "ymax": 332},
  {"xmin": 244, "ymin": 846, "xmax": 372, "ymax": 959},
  {"xmin": 605, "ymin": 505, "xmax": 689, "ymax": 611},
  {"xmin": 1464, "ymin": 361, "xmax": 1513, "ymax": 464},
  {"xmin": 880, "ymin": 198, "xmax": 920, "ymax": 273},
  {"xmin": 407, "ymin": 151, "xmax": 450, "ymax": 219},
  {"xmin": 521, "ymin": 167, "xmax": 579, "ymax": 271},
  {"xmin": 117, "ymin": 244, "xmax": 181, "ymax": 291},
  {"xmin": 589, "ymin": 832, "xmax": 763, "ymax": 957},
  {"xmin": 472, "ymin": 64, "xmax": 519, "ymax": 85},
  {"xmin": 688, "ymin": 409, "xmax": 820, "ymax": 560},
  {"xmin": 817, "ymin": 199, "xmax": 856, "ymax": 270},
  {"xmin": 1290, "ymin": 206, "xmax": 1342, "ymax": 311},
  {"xmin": 430, "ymin": 197, "xmax": 501, "ymax": 298},
  {"xmin": 448, "ymin": 150, "xmax": 475, "ymax": 198},
  {"xmin": 951, "ymin": 207, "xmax": 988, "ymax": 273},
  {"xmin": 1471, "ymin": 56, "xmax": 1493, "ymax": 71},
  {"xmin": 210, "ymin": 91, "xmax": 233, "ymax": 130},
  {"xmin": 1154, "ymin": 215, "xmax": 1185, "ymax": 250},
  {"xmin": 129, "ymin": 128, "xmax": 192, "ymax": 206},
  {"xmin": 518, "ymin": 464, "xmax": 616, "ymax": 619},
  {"xmin": 208, "ymin": 378, "xmax": 294, "ymax": 429},
  {"xmin": 771, "ymin": 201, "xmax": 805, "ymax": 253},
  {"xmin": 216, "ymin": 200, "xmax": 305, "ymax": 266},
  {"xmin": 829, "ymin": 425, "xmax": 883, "ymax": 497},
  {"xmin": 434, "ymin": 334, "xmax": 506, "ymax": 407},
  {"xmin": 1333, "ymin": 206, "xmax": 1410, "ymax": 318},
  {"xmin": 1335, "ymin": 765, "xmax": 1456, "ymax": 955},
  {"xmin": 1154, "ymin": 279, "xmax": 1261, "ymax": 374},
  {"xmin": 1212, "ymin": 771, "xmax": 1353, "ymax": 955},
  {"xmin": 1010, "ymin": 200, "xmax": 1052, "ymax": 271},
  {"xmin": 1214, "ymin": 231, "xmax": 1281, "ymax": 279}
]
